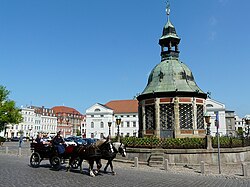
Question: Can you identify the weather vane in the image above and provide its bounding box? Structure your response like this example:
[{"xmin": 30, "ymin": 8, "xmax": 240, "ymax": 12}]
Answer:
[{"xmin": 166, "ymin": 0, "xmax": 170, "ymax": 16}]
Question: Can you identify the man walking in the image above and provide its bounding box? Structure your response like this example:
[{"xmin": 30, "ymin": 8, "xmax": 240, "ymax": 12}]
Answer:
[{"xmin": 19, "ymin": 135, "xmax": 23, "ymax": 147}]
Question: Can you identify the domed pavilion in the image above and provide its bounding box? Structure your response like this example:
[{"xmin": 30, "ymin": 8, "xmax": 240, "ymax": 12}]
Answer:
[{"xmin": 137, "ymin": 3, "xmax": 207, "ymax": 138}]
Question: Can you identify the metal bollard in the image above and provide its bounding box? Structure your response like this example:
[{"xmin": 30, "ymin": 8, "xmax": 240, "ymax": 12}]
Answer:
[
  {"xmin": 5, "ymin": 146, "xmax": 8, "ymax": 154},
  {"xmin": 18, "ymin": 147, "xmax": 22, "ymax": 156},
  {"xmin": 200, "ymin": 161, "xmax": 205, "ymax": 174},
  {"xmin": 134, "ymin": 157, "xmax": 138, "ymax": 168},
  {"xmin": 242, "ymin": 162, "xmax": 248, "ymax": 177},
  {"xmin": 164, "ymin": 159, "xmax": 169, "ymax": 171}
]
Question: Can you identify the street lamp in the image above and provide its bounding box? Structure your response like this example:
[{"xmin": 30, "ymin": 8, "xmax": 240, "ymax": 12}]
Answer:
[
  {"xmin": 108, "ymin": 121, "xmax": 112, "ymax": 137},
  {"xmin": 116, "ymin": 116, "xmax": 121, "ymax": 142},
  {"xmin": 204, "ymin": 113, "xmax": 211, "ymax": 135}
]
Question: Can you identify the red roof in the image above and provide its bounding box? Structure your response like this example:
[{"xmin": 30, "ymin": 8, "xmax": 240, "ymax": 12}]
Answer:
[
  {"xmin": 105, "ymin": 100, "xmax": 138, "ymax": 114},
  {"xmin": 51, "ymin": 106, "xmax": 82, "ymax": 115}
]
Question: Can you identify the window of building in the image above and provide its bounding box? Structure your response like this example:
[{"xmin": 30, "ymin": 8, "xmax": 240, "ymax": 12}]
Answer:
[
  {"xmin": 91, "ymin": 122, "xmax": 94, "ymax": 128},
  {"xmin": 126, "ymin": 133, "xmax": 130, "ymax": 137},
  {"xmin": 100, "ymin": 122, "xmax": 104, "ymax": 128},
  {"xmin": 127, "ymin": 115, "xmax": 130, "ymax": 117},
  {"xmin": 91, "ymin": 133, "xmax": 94, "ymax": 138},
  {"xmin": 127, "ymin": 121, "xmax": 130, "ymax": 127},
  {"xmin": 91, "ymin": 115, "xmax": 94, "ymax": 117},
  {"xmin": 133, "ymin": 132, "xmax": 136, "ymax": 137},
  {"xmin": 95, "ymin": 108, "xmax": 100, "ymax": 112},
  {"xmin": 100, "ymin": 133, "xmax": 104, "ymax": 139},
  {"xmin": 121, "ymin": 133, "xmax": 124, "ymax": 137},
  {"xmin": 121, "ymin": 122, "xmax": 124, "ymax": 128},
  {"xmin": 133, "ymin": 121, "xmax": 136, "ymax": 127}
]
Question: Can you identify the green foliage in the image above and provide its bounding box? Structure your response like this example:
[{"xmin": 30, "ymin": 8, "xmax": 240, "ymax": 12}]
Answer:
[
  {"xmin": 212, "ymin": 136, "xmax": 249, "ymax": 148},
  {"xmin": 123, "ymin": 136, "xmax": 250, "ymax": 149},
  {"xmin": 76, "ymin": 129, "xmax": 81, "ymax": 136},
  {"xmin": 0, "ymin": 85, "xmax": 23, "ymax": 131},
  {"xmin": 122, "ymin": 137, "xmax": 205, "ymax": 149},
  {"xmin": 162, "ymin": 138, "xmax": 205, "ymax": 149},
  {"xmin": 0, "ymin": 136, "xmax": 6, "ymax": 142},
  {"xmin": 236, "ymin": 128, "xmax": 244, "ymax": 137}
]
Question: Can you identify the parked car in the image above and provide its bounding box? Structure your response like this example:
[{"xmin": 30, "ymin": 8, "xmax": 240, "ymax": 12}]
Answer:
[
  {"xmin": 11, "ymin": 137, "xmax": 19, "ymax": 141},
  {"xmin": 64, "ymin": 136, "xmax": 87, "ymax": 145},
  {"xmin": 82, "ymin": 138, "xmax": 98, "ymax": 145}
]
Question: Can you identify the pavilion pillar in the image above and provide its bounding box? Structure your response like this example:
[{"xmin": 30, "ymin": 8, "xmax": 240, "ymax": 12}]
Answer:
[
  {"xmin": 174, "ymin": 97, "xmax": 180, "ymax": 138},
  {"xmin": 155, "ymin": 98, "xmax": 160, "ymax": 137}
]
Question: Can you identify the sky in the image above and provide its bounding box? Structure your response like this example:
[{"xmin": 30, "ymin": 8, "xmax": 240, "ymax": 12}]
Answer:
[{"xmin": 0, "ymin": 0, "xmax": 249, "ymax": 117}]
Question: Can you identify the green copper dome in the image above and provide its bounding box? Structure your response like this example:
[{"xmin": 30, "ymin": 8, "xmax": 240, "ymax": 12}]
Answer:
[
  {"xmin": 138, "ymin": 2, "xmax": 207, "ymax": 100},
  {"xmin": 141, "ymin": 58, "xmax": 206, "ymax": 97}
]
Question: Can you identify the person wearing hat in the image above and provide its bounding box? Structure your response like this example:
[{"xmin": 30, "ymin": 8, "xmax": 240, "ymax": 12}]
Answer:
[{"xmin": 52, "ymin": 131, "xmax": 65, "ymax": 155}]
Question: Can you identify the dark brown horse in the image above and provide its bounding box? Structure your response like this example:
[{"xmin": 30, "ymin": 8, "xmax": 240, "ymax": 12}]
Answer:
[
  {"xmin": 68, "ymin": 139, "xmax": 114, "ymax": 177},
  {"xmin": 96, "ymin": 142, "xmax": 126, "ymax": 175}
]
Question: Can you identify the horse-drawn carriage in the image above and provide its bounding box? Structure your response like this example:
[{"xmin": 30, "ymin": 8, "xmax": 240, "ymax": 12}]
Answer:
[
  {"xmin": 29, "ymin": 139, "xmax": 127, "ymax": 176},
  {"xmin": 30, "ymin": 142, "xmax": 80, "ymax": 170}
]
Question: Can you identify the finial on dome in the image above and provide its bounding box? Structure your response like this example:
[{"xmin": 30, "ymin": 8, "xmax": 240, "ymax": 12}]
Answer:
[{"xmin": 166, "ymin": 0, "xmax": 170, "ymax": 18}]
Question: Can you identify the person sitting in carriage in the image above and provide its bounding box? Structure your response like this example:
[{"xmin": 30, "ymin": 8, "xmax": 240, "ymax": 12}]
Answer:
[
  {"xmin": 52, "ymin": 131, "xmax": 65, "ymax": 155},
  {"xmin": 35, "ymin": 133, "xmax": 43, "ymax": 144}
]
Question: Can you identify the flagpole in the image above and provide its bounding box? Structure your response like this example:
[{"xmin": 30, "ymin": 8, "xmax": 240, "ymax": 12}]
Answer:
[{"xmin": 216, "ymin": 112, "xmax": 221, "ymax": 174}]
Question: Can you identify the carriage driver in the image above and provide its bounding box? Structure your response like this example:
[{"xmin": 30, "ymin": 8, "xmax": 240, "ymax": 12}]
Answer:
[{"xmin": 52, "ymin": 131, "xmax": 65, "ymax": 155}]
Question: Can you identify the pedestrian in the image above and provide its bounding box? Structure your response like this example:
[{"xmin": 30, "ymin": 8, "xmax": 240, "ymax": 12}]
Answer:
[{"xmin": 19, "ymin": 135, "xmax": 23, "ymax": 147}]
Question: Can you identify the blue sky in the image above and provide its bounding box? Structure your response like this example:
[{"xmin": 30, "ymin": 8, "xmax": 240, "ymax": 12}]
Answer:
[{"xmin": 0, "ymin": 0, "xmax": 249, "ymax": 117}]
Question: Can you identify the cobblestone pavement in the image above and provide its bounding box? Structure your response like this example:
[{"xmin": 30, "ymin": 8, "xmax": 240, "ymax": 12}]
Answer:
[{"xmin": 1, "ymin": 142, "xmax": 250, "ymax": 187}]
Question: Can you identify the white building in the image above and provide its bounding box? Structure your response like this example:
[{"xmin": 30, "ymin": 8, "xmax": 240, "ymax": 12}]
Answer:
[
  {"xmin": 5, "ymin": 106, "xmax": 57, "ymax": 139},
  {"xmin": 85, "ymin": 103, "xmax": 114, "ymax": 139},
  {"xmin": 205, "ymin": 99, "xmax": 227, "ymax": 136},
  {"xmin": 235, "ymin": 115, "xmax": 244, "ymax": 133},
  {"xmin": 85, "ymin": 100, "xmax": 139, "ymax": 139}
]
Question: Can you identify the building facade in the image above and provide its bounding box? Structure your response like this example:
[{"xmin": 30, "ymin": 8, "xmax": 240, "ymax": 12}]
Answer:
[
  {"xmin": 205, "ymin": 99, "xmax": 227, "ymax": 136},
  {"xmin": 225, "ymin": 111, "xmax": 236, "ymax": 136},
  {"xmin": 31, "ymin": 106, "xmax": 57, "ymax": 136},
  {"xmin": 4, "ymin": 106, "xmax": 57, "ymax": 139},
  {"xmin": 85, "ymin": 100, "xmax": 139, "ymax": 139},
  {"xmin": 52, "ymin": 106, "xmax": 84, "ymax": 137}
]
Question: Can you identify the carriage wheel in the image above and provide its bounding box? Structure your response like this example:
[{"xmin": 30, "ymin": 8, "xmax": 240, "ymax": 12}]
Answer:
[
  {"xmin": 50, "ymin": 156, "xmax": 61, "ymax": 171},
  {"xmin": 30, "ymin": 152, "xmax": 41, "ymax": 168},
  {"xmin": 71, "ymin": 157, "xmax": 80, "ymax": 169}
]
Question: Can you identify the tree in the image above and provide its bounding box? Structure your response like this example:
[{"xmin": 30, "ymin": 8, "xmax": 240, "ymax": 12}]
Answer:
[
  {"xmin": 76, "ymin": 129, "xmax": 81, "ymax": 136},
  {"xmin": 0, "ymin": 86, "xmax": 23, "ymax": 132}
]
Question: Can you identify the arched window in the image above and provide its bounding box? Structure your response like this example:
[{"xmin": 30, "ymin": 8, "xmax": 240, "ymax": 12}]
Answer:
[
  {"xmin": 94, "ymin": 108, "xmax": 101, "ymax": 112},
  {"xmin": 206, "ymin": 104, "xmax": 213, "ymax": 107}
]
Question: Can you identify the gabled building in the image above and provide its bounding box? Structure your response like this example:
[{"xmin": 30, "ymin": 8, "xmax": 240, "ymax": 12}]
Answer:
[
  {"xmin": 205, "ymin": 99, "xmax": 227, "ymax": 136},
  {"xmin": 52, "ymin": 106, "xmax": 85, "ymax": 137},
  {"xmin": 85, "ymin": 103, "xmax": 114, "ymax": 139},
  {"xmin": 85, "ymin": 100, "xmax": 138, "ymax": 139}
]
